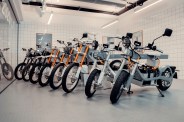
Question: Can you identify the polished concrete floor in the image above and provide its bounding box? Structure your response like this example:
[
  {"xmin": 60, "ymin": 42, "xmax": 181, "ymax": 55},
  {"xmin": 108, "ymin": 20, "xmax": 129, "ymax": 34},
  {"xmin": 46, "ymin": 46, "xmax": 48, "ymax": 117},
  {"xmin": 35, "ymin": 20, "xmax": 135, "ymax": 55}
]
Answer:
[{"xmin": 0, "ymin": 79, "xmax": 184, "ymax": 122}]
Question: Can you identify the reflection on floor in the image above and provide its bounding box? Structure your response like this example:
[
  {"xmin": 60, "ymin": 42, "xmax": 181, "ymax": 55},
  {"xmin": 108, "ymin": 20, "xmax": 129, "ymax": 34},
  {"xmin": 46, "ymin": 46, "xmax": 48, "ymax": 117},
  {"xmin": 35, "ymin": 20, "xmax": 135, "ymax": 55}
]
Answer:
[
  {"xmin": 0, "ymin": 78, "xmax": 14, "ymax": 93},
  {"xmin": 0, "ymin": 79, "xmax": 184, "ymax": 122}
]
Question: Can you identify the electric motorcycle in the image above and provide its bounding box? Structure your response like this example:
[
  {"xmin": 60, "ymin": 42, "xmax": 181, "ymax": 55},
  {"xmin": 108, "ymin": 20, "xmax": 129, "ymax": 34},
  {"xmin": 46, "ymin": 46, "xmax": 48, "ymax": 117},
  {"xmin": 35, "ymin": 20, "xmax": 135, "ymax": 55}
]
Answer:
[
  {"xmin": 62, "ymin": 33, "xmax": 99, "ymax": 93},
  {"xmin": 14, "ymin": 48, "xmax": 36, "ymax": 80},
  {"xmin": 0, "ymin": 48, "xmax": 14, "ymax": 80},
  {"xmin": 85, "ymin": 34, "xmax": 134, "ymax": 98},
  {"xmin": 110, "ymin": 28, "xmax": 177, "ymax": 104}
]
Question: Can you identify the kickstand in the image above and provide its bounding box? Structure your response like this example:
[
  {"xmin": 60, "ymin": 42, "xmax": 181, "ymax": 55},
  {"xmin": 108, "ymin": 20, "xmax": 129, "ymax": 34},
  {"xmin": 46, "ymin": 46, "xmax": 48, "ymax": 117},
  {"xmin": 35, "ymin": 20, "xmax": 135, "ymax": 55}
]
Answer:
[
  {"xmin": 127, "ymin": 85, "xmax": 133, "ymax": 94},
  {"xmin": 156, "ymin": 87, "xmax": 164, "ymax": 97}
]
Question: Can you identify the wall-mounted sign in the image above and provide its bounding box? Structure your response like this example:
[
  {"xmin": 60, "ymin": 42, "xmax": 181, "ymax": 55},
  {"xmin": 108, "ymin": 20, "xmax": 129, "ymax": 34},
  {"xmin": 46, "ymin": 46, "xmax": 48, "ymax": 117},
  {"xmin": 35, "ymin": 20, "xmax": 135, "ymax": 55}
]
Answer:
[{"xmin": 36, "ymin": 33, "xmax": 52, "ymax": 50}]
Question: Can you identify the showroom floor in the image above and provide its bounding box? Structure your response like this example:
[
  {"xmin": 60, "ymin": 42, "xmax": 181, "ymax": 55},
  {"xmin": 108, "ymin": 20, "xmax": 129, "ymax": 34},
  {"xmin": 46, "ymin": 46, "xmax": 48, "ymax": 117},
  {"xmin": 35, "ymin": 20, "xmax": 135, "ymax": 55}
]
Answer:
[{"xmin": 0, "ymin": 79, "xmax": 184, "ymax": 122}]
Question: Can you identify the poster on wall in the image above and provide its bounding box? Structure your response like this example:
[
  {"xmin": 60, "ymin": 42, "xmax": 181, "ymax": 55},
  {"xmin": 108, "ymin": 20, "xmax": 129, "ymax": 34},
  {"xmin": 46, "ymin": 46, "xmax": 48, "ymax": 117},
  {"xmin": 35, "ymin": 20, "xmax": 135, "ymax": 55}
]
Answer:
[
  {"xmin": 132, "ymin": 30, "xmax": 143, "ymax": 53},
  {"xmin": 36, "ymin": 33, "xmax": 52, "ymax": 50}
]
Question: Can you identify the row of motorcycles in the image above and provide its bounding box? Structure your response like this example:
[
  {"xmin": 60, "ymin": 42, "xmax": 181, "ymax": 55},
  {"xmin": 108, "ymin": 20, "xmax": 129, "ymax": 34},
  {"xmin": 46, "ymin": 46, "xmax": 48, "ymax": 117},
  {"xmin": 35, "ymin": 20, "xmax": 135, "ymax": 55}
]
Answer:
[{"xmin": 14, "ymin": 28, "xmax": 177, "ymax": 104}]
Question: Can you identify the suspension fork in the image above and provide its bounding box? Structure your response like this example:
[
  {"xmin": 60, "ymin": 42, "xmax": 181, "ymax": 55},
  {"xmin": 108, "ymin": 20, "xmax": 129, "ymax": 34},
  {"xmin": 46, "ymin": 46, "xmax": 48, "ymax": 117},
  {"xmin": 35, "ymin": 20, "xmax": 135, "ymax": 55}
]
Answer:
[
  {"xmin": 126, "ymin": 63, "xmax": 138, "ymax": 89},
  {"xmin": 52, "ymin": 50, "xmax": 60, "ymax": 67},
  {"xmin": 74, "ymin": 44, "xmax": 83, "ymax": 63},
  {"xmin": 0, "ymin": 52, "xmax": 6, "ymax": 64},
  {"xmin": 58, "ymin": 48, "xmax": 75, "ymax": 77},
  {"xmin": 80, "ymin": 46, "xmax": 89, "ymax": 67},
  {"xmin": 47, "ymin": 49, "xmax": 55, "ymax": 64},
  {"xmin": 75, "ymin": 45, "xmax": 89, "ymax": 79},
  {"xmin": 59, "ymin": 53, "xmax": 65, "ymax": 63},
  {"xmin": 113, "ymin": 59, "xmax": 126, "ymax": 82},
  {"xmin": 97, "ymin": 52, "xmax": 111, "ymax": 85},
  {"xmin": 65, "ymin": 48, "xmax": 75, "ymax": 66}
]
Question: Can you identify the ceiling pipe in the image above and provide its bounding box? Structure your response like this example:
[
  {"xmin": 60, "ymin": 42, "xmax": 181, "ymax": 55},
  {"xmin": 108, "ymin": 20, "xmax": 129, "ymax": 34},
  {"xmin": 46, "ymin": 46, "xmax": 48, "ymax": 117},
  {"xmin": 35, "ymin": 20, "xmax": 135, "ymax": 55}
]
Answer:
[
  {"xmin": 117, "ymin": 0, "xmax": 148, "ymax": 15},
  {"xmin": 22, "ymin": 0, "xmax": 148, "ymax": 16}
]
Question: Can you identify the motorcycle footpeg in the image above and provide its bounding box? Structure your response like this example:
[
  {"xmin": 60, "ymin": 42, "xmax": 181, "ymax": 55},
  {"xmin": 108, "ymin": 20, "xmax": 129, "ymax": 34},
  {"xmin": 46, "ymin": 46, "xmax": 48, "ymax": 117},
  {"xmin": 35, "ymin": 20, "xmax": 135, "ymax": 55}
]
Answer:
[{"xmin": 127, "ymin": 91, "xmax": 133, "ymax": 94}]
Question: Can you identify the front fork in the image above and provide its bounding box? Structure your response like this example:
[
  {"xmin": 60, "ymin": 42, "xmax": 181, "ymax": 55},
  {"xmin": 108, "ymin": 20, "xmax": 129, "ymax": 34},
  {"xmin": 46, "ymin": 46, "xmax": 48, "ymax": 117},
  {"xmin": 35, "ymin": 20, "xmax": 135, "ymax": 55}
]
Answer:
[
  {"xmin": 125, "ymin": 63, "xmax": 138, "ymax": 90},
  {"xmin": 97, "ymin": 60, "xmax": 108, "ymax": 85},
  {"xmin": 113, "ymin": 59, "xmax": 126, "ymax": 83}
]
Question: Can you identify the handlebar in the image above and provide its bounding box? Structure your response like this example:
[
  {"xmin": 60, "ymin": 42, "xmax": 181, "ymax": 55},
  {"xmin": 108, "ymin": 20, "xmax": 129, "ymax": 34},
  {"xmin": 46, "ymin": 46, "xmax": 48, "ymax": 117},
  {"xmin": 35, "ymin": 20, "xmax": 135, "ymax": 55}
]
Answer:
[
  {"xmin": 3, "ymin": 48, "xmax": 9, "ymax": 51},
  {"xmin": 22, "ymin": 48, "xmax": 27, "ymax": 51},
  {"xmin": 155, "ymin": 48, "xmax": 163, "ymax": 53},
  {"xmin": 57, "ymin": 40, "xmax": 62, "ymax": 44},
  {"xmin": 0, "ymin": 48, "xmax": 10, "ymax": 51}
]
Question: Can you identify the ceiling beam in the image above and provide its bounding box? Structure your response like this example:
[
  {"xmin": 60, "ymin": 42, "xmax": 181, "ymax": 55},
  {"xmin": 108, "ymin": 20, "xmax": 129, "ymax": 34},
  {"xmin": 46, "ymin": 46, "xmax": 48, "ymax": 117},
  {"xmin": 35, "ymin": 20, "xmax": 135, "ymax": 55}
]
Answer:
[{"xmin": 22, "ymin": 0, "xmax": 148, "ymax": 16}]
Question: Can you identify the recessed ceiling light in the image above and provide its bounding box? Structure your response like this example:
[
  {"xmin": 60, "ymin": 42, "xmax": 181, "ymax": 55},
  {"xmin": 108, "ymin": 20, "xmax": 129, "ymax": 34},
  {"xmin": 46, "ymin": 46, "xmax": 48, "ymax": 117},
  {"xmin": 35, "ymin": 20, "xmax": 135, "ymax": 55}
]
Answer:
[
  {"xmin": 135, "ymin": 0, "xmax": 163, "ymax": 13},
  {"xmin": 102, "ymin": 20, "xmax": 119, "ymax": 29},
  {"xmin": 48, "ymin": 12, "xmax": 53, "ymax": 25}
]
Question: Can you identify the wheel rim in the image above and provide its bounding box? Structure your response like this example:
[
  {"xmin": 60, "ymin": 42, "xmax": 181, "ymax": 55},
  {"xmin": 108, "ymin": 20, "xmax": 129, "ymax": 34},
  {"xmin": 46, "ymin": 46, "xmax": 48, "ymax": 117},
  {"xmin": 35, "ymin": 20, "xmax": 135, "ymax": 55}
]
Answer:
[
  {"xmin": 162, "ymin": 70, "xmax": 172, "ymax": 87},
  {"xmin": 41, "ymin": 67, "xmax": 51, "ymax": 83},
  {"xmin": 32, "ymin": 67, "xmax": 40, "ymax": 81},
  {"xmin": 66, "ymin": 65, "xmax": 79, "ymax": 90},
  {"xmin": 17, "ymin": 65, "xmax": 25, "ymax": 78},
  {"xmin": 90, "ymin": 72, "xmax": 100, "ymax": 94},
  {"xmin": 24, "ymin": 65, "xmax": 33, "ymax": 80},
  {"xmin": 3, "ymin": 65, "xmax": 13, "ymax": 79},
  {"xmin": 53, "ymin": 66, "xmax": 64, "ymax": 87}
]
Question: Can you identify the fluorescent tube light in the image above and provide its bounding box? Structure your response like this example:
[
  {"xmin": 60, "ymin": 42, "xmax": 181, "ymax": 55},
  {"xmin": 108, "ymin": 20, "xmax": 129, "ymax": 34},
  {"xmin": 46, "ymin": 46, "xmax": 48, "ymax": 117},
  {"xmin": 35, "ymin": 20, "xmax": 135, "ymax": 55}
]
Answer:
[
  {"xmin": 47, "ymin": 12, "xmax": 53, "ymax": 25},
  {"xmin": 135, "ymin": 0, "xmax": 162, "ymax": 14},
  {"xmin": 102, "ymin": 20, "xmax": 119, "ymax": 29}
]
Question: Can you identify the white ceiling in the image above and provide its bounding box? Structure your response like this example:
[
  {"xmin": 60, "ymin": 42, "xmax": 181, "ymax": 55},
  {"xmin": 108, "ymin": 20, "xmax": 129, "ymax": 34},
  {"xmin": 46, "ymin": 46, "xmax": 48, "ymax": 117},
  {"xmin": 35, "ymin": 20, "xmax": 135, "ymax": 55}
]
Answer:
[
  {"xmin": 19, "ymin": 0, "xmax": 138, "ymax": 26},
  {"xmin": 22, "ymin": 0, "xmax": 138, "ymax": 13}
]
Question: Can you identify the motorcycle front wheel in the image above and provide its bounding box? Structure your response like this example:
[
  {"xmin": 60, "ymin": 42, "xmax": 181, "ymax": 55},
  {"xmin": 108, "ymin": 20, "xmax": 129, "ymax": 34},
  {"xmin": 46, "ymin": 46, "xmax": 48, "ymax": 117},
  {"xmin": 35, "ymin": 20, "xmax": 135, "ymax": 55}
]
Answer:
[
  {"xmin": 85, "ymin": 69, "xmax": 101, "ymax": 98},
  {"xmin": 49, "ymin": 63, "xmax": 65, "ymax": 90},
  {"xmin": 110, "ymin": 70, "xmax": 129, "ymax": 104},
  {"xmin": 14, "ymin": 63, "xmax": 26, "ymax": 80},
  {"xmin": 2, "ymin": 63, "xmax": 14, "ymax": 80},
  {"xmin": 22, "ymin": 63, "xmax": 33, "ymax": 82},
  {"xmin": 62, "ymin": 63, "xmax": 80, "ymax": 93},
  {"xmin": 38, "ymin": 63, "xmax": 51, "ymax": 87}
]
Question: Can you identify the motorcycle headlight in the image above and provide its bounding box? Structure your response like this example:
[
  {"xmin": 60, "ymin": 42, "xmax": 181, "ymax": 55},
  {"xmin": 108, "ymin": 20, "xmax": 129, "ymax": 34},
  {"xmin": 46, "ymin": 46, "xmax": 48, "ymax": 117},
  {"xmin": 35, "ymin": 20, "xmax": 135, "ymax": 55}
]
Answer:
[{"xmin": 93, "ymin": 52, "xmax": 98, "ymax": 59}]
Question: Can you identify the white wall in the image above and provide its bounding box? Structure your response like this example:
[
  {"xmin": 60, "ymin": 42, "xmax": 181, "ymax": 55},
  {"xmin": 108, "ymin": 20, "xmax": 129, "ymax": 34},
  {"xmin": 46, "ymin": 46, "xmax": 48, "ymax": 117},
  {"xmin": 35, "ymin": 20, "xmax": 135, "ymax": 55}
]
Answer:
[
  {"xmin": 0, "ymin": 22, "xmax": 18, "ymax": 69},
  {"xmin": 0, "ymin": 0, "xmax": 19, "ymax": 70},
  {"xmin": 18, "ymin": 13, "xmax": 119, "ymax": 63},
  {"xmin": 117, "ymin": 0, "xmax": 184, "ymax": 79}
]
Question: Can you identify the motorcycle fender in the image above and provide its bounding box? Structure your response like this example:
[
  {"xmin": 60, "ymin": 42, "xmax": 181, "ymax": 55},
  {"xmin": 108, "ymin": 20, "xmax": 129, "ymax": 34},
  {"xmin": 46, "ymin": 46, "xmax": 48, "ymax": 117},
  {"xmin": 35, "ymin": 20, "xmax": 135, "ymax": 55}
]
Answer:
[
  {"xmin": 158, "ymin": 65, "xmax": 172, "ymax": 74},
  {"xmin": 159, "ymin": 65, "xmax": 174, "ymax": 82}
]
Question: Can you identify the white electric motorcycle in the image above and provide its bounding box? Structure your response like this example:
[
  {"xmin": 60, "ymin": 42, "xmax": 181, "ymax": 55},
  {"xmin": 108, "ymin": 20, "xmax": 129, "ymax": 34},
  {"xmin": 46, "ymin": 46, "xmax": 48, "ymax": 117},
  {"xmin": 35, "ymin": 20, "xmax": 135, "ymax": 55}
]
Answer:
[
  {"xmin": 110, "ymin": 28, "xmax": 177, "ymax": 104},
  {"xmin": 85, "ymin": 33, "xmax": 134, "ymax": 98},
  {"xmin": 61, "ymin": 33, "xmax": 100, "ymax": 93}
]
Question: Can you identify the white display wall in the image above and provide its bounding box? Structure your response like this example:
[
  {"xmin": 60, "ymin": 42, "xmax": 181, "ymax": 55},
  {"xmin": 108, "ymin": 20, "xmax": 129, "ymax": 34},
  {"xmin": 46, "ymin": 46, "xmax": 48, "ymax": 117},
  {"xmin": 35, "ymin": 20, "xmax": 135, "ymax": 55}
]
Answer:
[
  {"xmin": 117, "ymin": 0, "xmax": 184, "ymax": 79},
  {"xmin": 18, "ymin": 22, "xmax": 118, "ymax": 63}
]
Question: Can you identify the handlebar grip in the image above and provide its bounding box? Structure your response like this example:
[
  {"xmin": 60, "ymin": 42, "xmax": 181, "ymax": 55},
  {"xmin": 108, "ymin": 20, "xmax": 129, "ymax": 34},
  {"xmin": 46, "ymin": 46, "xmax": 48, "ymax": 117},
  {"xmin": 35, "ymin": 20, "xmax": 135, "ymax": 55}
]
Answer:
[
  {"xmin": 3, "ymin": 48, "xmax": 9, "ymax": 51},
  {"xmin": 156, "ymin": 49, "xmax": 163, "ymax": 53},
  {"xmin": 22, "ymin": 48, "xmax": 27, "ymax": 51},
  {"xmin": 57, "ymin": 40, "xmax": 61, "ymax": 44}
]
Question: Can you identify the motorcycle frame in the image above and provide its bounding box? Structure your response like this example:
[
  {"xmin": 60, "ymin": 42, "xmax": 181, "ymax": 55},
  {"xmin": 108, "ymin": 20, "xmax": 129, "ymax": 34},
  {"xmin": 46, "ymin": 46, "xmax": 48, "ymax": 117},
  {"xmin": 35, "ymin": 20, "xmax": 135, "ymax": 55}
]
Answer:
[
  {"xmin": 0, "ymin": 49, "xmax": 7, "ymax": 67},
  {"xmin": 92, "ymin": 48, "xmax": 129, "ymax": 86},
  {"xmin": 74, "ymin": 44, "xmax": 102, "ymax": 85},
  {"xmin": 122, "ymin": 53, "xmax": 175, "ymax": 90}
]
